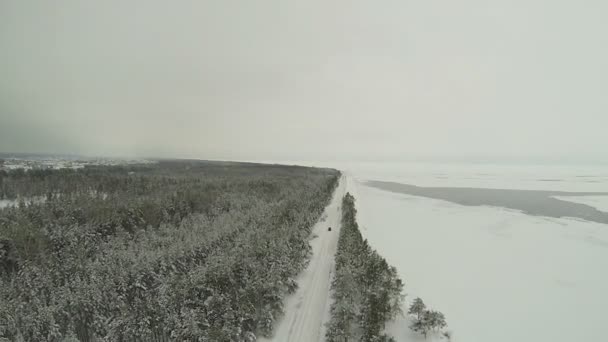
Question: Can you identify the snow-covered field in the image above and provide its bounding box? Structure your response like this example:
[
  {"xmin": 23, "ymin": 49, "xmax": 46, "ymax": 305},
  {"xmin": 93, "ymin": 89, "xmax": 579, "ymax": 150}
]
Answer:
[{"xmin": 350, "ymin": 183, "xmax": 608, "ymax": 342}]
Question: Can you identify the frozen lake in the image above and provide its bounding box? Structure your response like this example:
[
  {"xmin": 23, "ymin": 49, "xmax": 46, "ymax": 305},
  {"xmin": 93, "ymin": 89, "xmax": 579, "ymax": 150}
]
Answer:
[
  {"xmin": 366, "ymin": 180, "xmax": 608, "ymax": 224},
  {"xmin": 352, "ymin": 183, "xmax": 608, "ymax": 342}
]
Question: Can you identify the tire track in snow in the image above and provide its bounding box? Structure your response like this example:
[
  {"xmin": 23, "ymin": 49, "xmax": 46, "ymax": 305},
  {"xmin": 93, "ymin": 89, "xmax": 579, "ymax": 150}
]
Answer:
[{"xmin": 259, "ymin": 176, "xmax": 346, "ymax": 342}]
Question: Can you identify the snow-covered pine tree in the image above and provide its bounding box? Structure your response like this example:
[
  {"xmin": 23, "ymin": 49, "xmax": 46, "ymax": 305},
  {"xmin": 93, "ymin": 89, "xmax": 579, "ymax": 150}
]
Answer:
[
  {"xmin": 427, "ymin": 310, "xmax": 447, "ymax": 332},
  {"xmin": 408, "ymin": 297, "xmax": 426, "ymax": 320}
]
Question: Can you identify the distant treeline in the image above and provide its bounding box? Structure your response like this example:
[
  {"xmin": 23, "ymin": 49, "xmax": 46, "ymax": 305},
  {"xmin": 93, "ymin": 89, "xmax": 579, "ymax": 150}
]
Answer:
[
  {"xmin": 326, "ymin": 193, "xmax": 404, "ymax": 342},
  {"xmin": 0, "ymin": 161, "xmax": 339, "ymax": 341}
]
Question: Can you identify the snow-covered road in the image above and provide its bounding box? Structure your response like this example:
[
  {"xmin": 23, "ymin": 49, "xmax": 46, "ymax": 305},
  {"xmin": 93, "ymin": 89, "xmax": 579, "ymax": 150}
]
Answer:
[{"xmin": 259, "ymin": 175, "xmax": 347, "ymax": 342}]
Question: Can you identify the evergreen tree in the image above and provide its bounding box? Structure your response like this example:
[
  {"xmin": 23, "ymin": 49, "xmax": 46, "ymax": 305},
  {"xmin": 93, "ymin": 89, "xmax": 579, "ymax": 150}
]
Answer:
[
  {"xmin": 409, "ymin": 311, "xmax": 430, "ymax": 339},
  {"xmin": 327, "ymin": 193, "xmax": 405, "ymax": 342},
  {"xmin": 408, "ymin": 297, "xmax": 426, "ymax": 320},
  {"xmin": 427, "ymin": 310, "xmax": 447, "ymax": 331},
  {"xmin": 409, "ymin": 306, "xmax": 448, "ymax": 339}
]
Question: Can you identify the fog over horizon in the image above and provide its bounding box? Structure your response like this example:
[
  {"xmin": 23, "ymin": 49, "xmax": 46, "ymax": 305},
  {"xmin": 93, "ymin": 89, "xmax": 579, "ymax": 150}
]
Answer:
[{"xmin": 1, "ymin": 1, "xmax": 607, "ymax": 163}]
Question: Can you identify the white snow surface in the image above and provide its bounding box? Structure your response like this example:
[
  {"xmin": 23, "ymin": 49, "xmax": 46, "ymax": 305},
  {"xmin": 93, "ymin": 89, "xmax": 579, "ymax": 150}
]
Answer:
[
  {"xmin": 0, "ymin": 197, "xmax": 46, "ymax": 209},
  {"xmin": 351, "ymin": 179, "xmax": 608, "ymax": 342},
  {"xmin": 0, "ymin": 199, "xmax": 16, "ymax": 209},
  {"xmin": 259, "ymin": 176, "xmax": 347, "ymax": 342}
]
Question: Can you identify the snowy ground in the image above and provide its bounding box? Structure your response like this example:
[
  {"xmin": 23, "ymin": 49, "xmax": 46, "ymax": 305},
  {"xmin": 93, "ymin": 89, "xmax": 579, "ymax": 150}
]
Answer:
[
  {"xmin": 0, "ymin": 199, "xmax": 16, "ymax": 209},
  {"xmin": 350, "ymin": 179, "xmax": 608, "ymax": 342},
  {"xmin": 260, "ymin": 176, "xmax": 347, "ymax": 342},
  {"xmin": 0, "ymin": 197, "xmax": 45, "ymax": 209}
]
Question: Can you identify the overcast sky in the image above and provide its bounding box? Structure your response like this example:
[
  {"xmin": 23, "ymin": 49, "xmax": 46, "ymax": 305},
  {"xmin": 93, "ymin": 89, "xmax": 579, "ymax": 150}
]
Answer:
[{"xmin": 1, "ymin": 0, "xmax": 607, "ymax": 162}]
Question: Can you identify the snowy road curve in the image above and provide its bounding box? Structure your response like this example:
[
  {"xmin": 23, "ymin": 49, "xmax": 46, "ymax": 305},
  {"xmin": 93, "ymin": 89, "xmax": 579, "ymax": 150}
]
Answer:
[{"xmin": 259, "ymin": 176, "xmax": 347, "ymax": 342}]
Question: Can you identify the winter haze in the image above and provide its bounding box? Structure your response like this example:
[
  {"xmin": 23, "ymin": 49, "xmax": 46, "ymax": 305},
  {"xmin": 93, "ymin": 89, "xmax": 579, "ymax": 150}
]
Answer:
[{"xmin": 1, "ymin": 0, "xmax": 607, "ymax": 162}]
